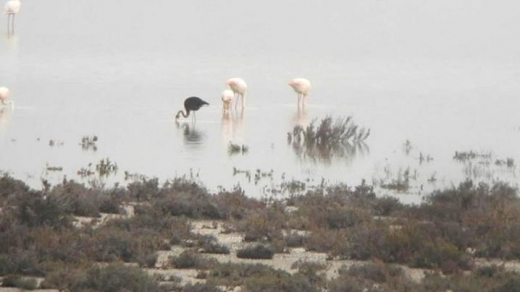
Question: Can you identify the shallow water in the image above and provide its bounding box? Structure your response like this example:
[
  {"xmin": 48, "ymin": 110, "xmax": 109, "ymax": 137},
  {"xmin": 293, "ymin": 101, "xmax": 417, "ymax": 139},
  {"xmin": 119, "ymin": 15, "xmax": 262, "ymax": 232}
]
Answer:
[{"xmin": 1, "ymin": 0, "xmax": 520, "ymax": 202}]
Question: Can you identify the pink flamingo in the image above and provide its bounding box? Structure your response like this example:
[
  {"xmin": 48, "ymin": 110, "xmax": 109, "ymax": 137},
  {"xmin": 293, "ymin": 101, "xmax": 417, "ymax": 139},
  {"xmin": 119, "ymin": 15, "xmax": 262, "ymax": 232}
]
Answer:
[
  {"xmin": 4, "ymin": 0, "xmax": 21, "ymax": 34},
  {"xmin": 221, "ymin": 89, "xmax": 234, "ymax": 112},
  {"xmin": 288, "ymin": 78, "xmax": 311, "ymax": 107},
  {"xmin": 225, "ymin": 78, "xmax": 247, "ymax": 109}
]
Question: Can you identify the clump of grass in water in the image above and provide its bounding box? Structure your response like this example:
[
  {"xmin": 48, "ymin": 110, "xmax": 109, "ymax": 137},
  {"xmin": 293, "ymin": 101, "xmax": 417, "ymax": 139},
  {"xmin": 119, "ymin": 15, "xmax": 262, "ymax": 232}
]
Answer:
[
  {"xmin": 254, "ymin": 169, "xmax": 273, "ymax": 185},
  {"xmin": 77, "ymin": 163, "xmax": 95, "ymax": 178},
  {"xmin": 46, "ymin": 164, "xmax": 63, "ymax": 172},
  {"xmin": 287, "ymin": 116, "xmax": 370, "ymax": 162},
  {"xmin": 402, "ymin": 139, "xmax": 412, "ymax": 155},
  {"xmin": 96, "ymin": 158, "xmax": 118, "ymax": 177},
  {"xmin": 453, "ymin": 150, "xmax": 515, "ymax": 182},
  {"xmin": 77, "ymin": 159, "xmax": 118, "ymax": 178},
  {"xmin": 233, "ymin": 167, "xmax": 252, "ymax": 182},
  {"xmin": 80, "ymin": 135, "xmax": 98, "ymax": 151},
  {"xmin": 123, "ymin": 171, "xmax": 146, "ymax": 181},
  {"xmin": 49, "ymin": 139, "xmax": 64, "ymax": 147},
  {"xmin": 377, "ymin": 167, "xmax": 414, "ymax": 192},
  {"xmin": 228, "ymin": 142, "xmax": 248, "ymax": 155},
  {"xmin": 453, "ymin": 150, "xmax": 492, "ymax": 162},
  {"xmin": 495, "ymin": 158, "xmax": 515, "ymax": 168}
]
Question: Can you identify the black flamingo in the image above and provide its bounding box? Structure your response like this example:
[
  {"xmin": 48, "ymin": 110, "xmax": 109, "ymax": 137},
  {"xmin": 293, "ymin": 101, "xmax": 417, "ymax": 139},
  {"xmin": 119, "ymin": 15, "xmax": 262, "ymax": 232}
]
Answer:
[{"xmin": 175, "ymin": 96, "xmax": 209, "ymax": 122}]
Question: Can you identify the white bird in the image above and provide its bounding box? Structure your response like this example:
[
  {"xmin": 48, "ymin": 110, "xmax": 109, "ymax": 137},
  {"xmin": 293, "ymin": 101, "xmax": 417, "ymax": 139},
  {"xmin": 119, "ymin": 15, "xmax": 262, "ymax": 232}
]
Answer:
[
  {"xmin": 0, "ymin": 87, "xmax": 14, "ymax": 109},
  {"xmin": 221, "ymin": 89, "xmax": 234, "ymax": 112},
  {"xmin": 225, "ymin": 78, "xmax": 247, "ymax": 109},
  {"xmin": 288, "ymin": 78, "xmax": 311, "ymax": 107},
  {"xmin": 4, "ymin": 0, "xmax": 21, "ymax": 34}
]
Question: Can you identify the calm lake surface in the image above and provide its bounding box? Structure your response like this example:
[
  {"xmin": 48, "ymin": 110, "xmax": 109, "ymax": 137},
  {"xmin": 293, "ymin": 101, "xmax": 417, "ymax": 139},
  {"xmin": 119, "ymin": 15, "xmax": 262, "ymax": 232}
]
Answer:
[{"xmin": 1, "ymin": 0, "xmax": 520, "ymax": 202}]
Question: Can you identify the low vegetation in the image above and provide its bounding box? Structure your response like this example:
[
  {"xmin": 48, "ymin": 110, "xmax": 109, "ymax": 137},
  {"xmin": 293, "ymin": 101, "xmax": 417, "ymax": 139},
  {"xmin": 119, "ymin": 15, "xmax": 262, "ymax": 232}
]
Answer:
[
  {"xmin": 2, "ymin": 173, "xmax": 520, "ymax": 290},
  {"xmin": 236, "ymin": 244, "xmax": 275, "ymax": 259}
]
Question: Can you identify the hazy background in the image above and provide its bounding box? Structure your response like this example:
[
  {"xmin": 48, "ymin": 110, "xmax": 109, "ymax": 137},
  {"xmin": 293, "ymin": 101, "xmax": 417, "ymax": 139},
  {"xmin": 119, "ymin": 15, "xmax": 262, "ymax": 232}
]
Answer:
[{"xmin": 1, "ymin": 0, "xmax": 519, "ymax": 201}]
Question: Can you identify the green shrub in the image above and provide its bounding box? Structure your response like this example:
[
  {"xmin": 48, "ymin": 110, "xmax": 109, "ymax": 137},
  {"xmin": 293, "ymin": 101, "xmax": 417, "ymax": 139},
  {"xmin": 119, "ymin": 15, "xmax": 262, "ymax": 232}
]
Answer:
[
  {"xmin": 172, "ymin": 251, "xmax": 211, "ymax": 269},
  {"xmin": 236, "ymin": 244, "xmax": 274, "ymax": 259},
  {"xmin": 48, "ymin": 182, "xmax": 101, "ymax": 217},
  {"xmin": 139, "ymin": 252, "xmax": 158, "ymax": 268},
  {"xmin": 373, "ymin": 196, "xmax": 402, "ymax": 216},
  {"xmin": 292, "ymin": 261, "xmax": 326, "ymax": 290},
  {"xmin": 239, "ymin": 209, "xmax": 285, "ymax": 244},
  {"xmin": 0, "ymin": 251, "xmax": 44, "ymax": 276},
  {"xmin": 284, "ymin": 231, "xmax": 307, "ymax": 247},
  {"xmin": 127, "ymin": 177, "xmax": 160, "ymax": 202},
  {"xmin": 214, "ymin": 189, "xmax": 265, "ymax": 220},
  {"xmin": 183, "ymin": 283, "xmax": 223, "ymax": 292},
  {"xmin": 92, "ymin": 228, "xmax": 138, "ymax": 262},
  {"xmin": 11, "ymin": 193, "xmax": 72, "ymax": 229},
  {"xmin": 0, "ymin": 174, "xmax": 30, "ymax": 201},
  {"xmin": 345, "ymin": 262, "xmax": 403, "ymax": 283},
  {"xmin": 196, "ymin": 235, "xmax": 230, "ymax": 254},
  {"xmin": 1, "ymin": 275, "xmax": 38, "ymax": 289},
  {"xmin": 72, "ymin": 264, "xmax": 162, "ymax": 292},
  {"xmin": 206, "ymin": 263, "xmax": 291, "ymax": 288},
  {"xmin": 156, "ymin": 192, "xmax": 221, "ymax": 219},
  {"xmin": 492, "ymin": 278, "xmax": 520, "ymax": 292},
  {"xmin": 318, "ymin": 206, "xmax": 371, "ymax": 229}
]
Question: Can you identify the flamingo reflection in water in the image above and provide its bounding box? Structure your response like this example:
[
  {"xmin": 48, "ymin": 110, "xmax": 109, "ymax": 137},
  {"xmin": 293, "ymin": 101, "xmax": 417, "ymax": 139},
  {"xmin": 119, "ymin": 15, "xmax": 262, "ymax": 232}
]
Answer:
[
  {"xmin": 291, "ymin": 105, "xmax": 309, "ymax": 128},
  {"xmin": 176, "ymin": 121, "xmax": 205, "ymax": 147},
  {"xmin": 221, "ymin": 108, "xmax": 246, "ymax": 155},
  {"xmin": 0, "ymin": 108, "xmax": 12, "ymax": 137},
  {"xmin": 0, "ymin": 87, "xmax": 14, "ymax": 109}
]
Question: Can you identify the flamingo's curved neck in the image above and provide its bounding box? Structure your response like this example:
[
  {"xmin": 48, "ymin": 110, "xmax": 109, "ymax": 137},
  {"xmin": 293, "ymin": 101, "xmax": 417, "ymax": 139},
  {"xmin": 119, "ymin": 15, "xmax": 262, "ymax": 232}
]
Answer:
[{"xmin": 175, "ymin": 109, "xmax": 190, "ymax": 119}]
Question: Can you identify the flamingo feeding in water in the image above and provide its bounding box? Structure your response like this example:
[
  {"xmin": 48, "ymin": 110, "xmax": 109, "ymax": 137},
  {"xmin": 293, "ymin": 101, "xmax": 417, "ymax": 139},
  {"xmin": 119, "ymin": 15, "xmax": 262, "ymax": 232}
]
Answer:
[
  {"xmin": 175, "ymin": 96, "xmax": 209, "ymax": 123},
  {"xmin": 225, "ymin": 78, "xmax": 247, "ymax": 109},
  {"xmin": 288, "ymin": 78, "xmax": 311, "ymax": 107},
  {"xmin": 0, "ymin": 87, "xmax": 14, "ymax": 109},
  {"xmin": 4, "ymin": 0, "xmax": 21, "ymax": 34},
  {"xmin": 221, "ymin": 89, "xmax": 234, "ymax": 112}
]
